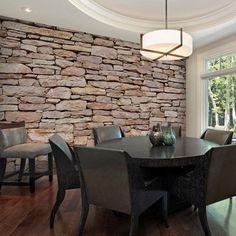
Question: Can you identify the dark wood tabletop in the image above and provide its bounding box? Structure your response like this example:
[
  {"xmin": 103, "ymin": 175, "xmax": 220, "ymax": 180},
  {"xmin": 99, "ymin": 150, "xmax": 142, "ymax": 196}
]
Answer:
[{"xmin": 97, "ymin": 136, "xmax": 219, "ymax": 167}]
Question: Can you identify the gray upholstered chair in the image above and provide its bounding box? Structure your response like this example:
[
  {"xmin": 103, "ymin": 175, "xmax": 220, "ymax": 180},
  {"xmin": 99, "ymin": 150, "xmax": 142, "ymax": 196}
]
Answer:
[
  {"xmin": 93, "ymin": 125, "xmax": 125, "ymax": 145},
  {"xmin": 0, "ymin": 121, "xmax": 26, "ymax": 181},
  {"xmin": 74, "ymin": 146, "xmax": 168, "ymax": 236},
  {"xmin": 161, "ymin": 124, "xmax": 182, "ymax": 137},
  {"xmin": 0, "ymin": 124, "xmax": 52, "ymax": 193},
  {"xmin": 93, "ymin": 125, "xmax": 160, "ymax": 189},
  {"xmin": 170, "ymin": 144, "xmax": 236, "ymax": 236},
  {"xmin": 200, "ymin": 128, "xmax": 233, "ymax": 145},
  {"xmin": 49, "ymin": 134, "xmax": 80, "ymax": 228},
  {"xmin": 185, "ymin": 128, "xmax": 232, "ymax": 183}
]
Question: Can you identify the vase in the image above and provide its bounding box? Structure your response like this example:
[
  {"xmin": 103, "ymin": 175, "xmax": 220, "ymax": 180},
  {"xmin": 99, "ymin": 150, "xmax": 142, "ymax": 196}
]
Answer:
[
  {"xmin": 163, "ymin": 123, "xmax": 176, "ymax": 146},
  {"xmin": 149, "ymin": 123, "xmax": 164, "ymax": 146}
]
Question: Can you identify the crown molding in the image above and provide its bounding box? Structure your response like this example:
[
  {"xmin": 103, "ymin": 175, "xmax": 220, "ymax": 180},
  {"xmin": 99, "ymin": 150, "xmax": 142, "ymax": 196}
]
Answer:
[{"xmin": 68, "ymin": 0, "xmax": 236, "ymax": 33}]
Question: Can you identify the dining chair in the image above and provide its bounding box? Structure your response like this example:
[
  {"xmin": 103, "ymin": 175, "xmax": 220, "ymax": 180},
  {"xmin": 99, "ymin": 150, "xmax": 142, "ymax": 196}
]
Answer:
[
  {"xmin": 49, "ymin": 134, "xmax": 80, "ymax": 228},
  {"xmin": 0, "ymin": 122, "xmax": 52, "ymax": 193},
  {"xmin": 161, "ymin": 124, "xmax": 182, "ymax": 137},
  {"xmin": 194, "ymin": 128, "xmax": 233, "ymax": 212},
  {"xmin": 74, "ymin": 146, "xmax": 169, "ymax": 236},
  {"xmin": 169, "ymin": 144, "xmax": 236, "ymax": 236},
  {"xmin": 200, "ymin": 128, "xmax": 233, "ymax": 145},
  {"xmin": 93, "ymin": 125, "xmax": 161, "ymax": 190},
  {"xmin": 0, "ymin": 121, "xmax": 26, "ymax": 181},
  {"xmin": 93, "ymin": 125, "xmax": 125, "ymax": 145}
]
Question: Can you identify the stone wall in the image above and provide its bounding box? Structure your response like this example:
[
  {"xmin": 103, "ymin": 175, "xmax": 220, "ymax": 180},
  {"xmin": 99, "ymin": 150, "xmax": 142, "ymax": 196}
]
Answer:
[{"xmin": 0, "ymin": 17, "xmax": 186, "ymax": 146}]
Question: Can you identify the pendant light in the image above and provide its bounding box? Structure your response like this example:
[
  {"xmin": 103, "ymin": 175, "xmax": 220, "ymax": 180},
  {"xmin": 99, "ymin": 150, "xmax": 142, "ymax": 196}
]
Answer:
[{"xmin": 140, "ymin": 0, "xmax": 193, "ymax": 61}]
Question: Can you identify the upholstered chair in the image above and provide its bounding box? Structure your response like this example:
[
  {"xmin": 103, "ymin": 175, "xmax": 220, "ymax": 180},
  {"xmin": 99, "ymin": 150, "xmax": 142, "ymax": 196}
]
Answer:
[
  {"xmin": 170, "ymin": 144, "xmax": 236, "ymax": 236},
  {"xmin": 93, "ymin": 125, "xmax": 125, "ymax": 145},
  {"xmin": 93, "ymin": 125, "xmax": 162, "ymax": 189},
  {"xmin": 74, "ymin": 146, "xmax": 168, "ymax": 236},
  {"xmin": 200, "ymin": 128, "xmax": 233, "ymax": 145},
  {"xmin": 0, "ymin": 123, "xmax": 52, "ymax": 193},
  {"xmin": 0, "ymin": 121, "xmax": 27, "ymax": 180},
  {"xmin": 49, "ymin": 134, "xmax": 80, "ymax": 228}
]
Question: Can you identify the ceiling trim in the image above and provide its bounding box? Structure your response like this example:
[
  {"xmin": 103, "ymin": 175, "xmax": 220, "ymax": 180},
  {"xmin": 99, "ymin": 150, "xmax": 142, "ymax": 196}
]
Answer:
[{"xmin": 68, "ymin": 0, "xmax": 236, "ymax": 33}]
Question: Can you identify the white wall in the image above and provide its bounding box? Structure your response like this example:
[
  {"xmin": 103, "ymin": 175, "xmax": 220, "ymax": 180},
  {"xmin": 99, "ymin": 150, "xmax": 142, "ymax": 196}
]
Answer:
[{"xmin": 186, "ymin": 33, "xmax": 236, "ymax": 137}]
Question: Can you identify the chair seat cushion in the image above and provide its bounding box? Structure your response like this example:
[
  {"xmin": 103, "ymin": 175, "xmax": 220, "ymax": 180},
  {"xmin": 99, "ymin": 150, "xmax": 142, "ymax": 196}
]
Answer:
[{"xmin": 0, "ymin": 143, "xmax": 51, "ymax": 159}]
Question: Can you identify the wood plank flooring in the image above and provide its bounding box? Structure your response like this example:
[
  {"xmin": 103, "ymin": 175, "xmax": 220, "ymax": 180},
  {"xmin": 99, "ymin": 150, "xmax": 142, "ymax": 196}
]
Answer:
[{"xmin": 0, "ymin": 176, "xmax": 236, "ymax": 236}]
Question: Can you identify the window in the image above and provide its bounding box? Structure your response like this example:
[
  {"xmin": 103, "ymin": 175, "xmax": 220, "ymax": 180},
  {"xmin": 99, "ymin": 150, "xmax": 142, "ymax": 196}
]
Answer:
[
  {"xmin": 206, "ymin": 53, "xmax": 236, "ymax": 72},
  {"xmin": 203, "ymin": 52, "xmax": 236, "ymax": 139}
]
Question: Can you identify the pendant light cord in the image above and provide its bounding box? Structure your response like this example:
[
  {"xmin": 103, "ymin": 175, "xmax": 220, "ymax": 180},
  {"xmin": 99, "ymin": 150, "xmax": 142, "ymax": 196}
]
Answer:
[{"xmin": 165, "ymin": 0, "xmax": 168, "ymax": 29}]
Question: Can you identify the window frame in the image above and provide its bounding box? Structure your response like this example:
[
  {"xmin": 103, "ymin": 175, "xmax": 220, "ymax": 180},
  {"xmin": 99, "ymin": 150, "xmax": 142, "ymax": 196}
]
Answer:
[
  {"xmin": 186, "ymin": 38, "xmax": 236, "ymax": 139},
  {"xmin": 202, "ymin": 51, "xmax": 236, "ymax": 140}
]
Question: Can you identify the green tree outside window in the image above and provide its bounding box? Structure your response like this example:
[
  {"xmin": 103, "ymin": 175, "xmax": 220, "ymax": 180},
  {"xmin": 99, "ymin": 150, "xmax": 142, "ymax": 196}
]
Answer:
[{"xmin": 206, "ymin": 53, "xmax": 236, "ymax": 137}]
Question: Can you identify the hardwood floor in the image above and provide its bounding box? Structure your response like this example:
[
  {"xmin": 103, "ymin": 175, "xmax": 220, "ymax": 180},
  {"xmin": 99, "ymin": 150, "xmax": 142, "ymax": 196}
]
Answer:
[{"xmin": 0, "ymin": 176, "xmax": 236, "ymax": 236}]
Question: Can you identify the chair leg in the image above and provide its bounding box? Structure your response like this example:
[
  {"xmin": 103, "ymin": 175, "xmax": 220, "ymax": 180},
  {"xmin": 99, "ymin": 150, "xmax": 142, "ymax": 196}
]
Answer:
[
  {"xmin": 129, "ymin": 214, "xmax": 139, "ymax": 236},
  {"xmin": 18, "ymin": 159, "xmax": 26, "ymax": 181},
  {"xmin": 48, "ymin": 153, "xmax": 53, "ymax": 182},
  {"xmin": 50, "ymin": 189, "xmax": 65, "ymax": 228},
  {"xmin": 78, "ymin": 202, "xmax": 89, "ymax": 236},
  {"xmin": 198, "ymin": 206, "xmax": 211, "ymax": 236},
  {"xmin": 161, "ymin": 193, "xmax": 169, "ymax": 228},
  {"xmin": 0, "ymin": 159, "xmax": 6, "ymax": 190},
  {"xmin": 29, "ymin": 159, "xmax": 35, "ymax": 194}
]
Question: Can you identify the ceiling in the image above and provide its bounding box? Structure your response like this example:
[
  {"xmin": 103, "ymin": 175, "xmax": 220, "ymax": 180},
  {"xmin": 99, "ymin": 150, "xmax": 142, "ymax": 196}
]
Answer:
[
  {"xmin": 94, "ymin": 0, "xmax": 233, "ymax": 22},
  {"xmin": 0, "ymin": 0, "xmax": 236, "ymax": 49}
]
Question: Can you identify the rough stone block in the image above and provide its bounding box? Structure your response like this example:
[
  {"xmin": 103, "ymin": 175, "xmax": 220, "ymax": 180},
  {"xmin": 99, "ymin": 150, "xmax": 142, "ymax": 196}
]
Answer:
[
  {"xmin": 2, "ymin": 21, "xmax": 73, "ymax": 39},
  {"xmin": 91, "ymin": 46, "xmax": 117, "ymax": 59},
  {"xmin": 33, "ymin": 68, "xmax": 54, "ymax": 75},
  {"xmin": 46, "ymin": 87, "xmax": 71, "ymax": 99},
  {"xmin": 56, "ymin": 100, "xmax": 87, "ymax": 111},
  {"xmin": 19, "ymin": 103, "xmax": 55, "ymax": 111},
  {"xmin": 61, "ymin": 67, "xmax": 85, "ymax": 76},
  {"xmin": 20, "ymin": 96, "xmax": 45, "ymax": 104},
  {"xmin": 5, "ymin": 111, "xmax": 42, "ymax": 122},
  {"xmin": 0, "ymin": 63, "xmax": 31, "ymax": 74},
  {"xmin": 54, "ymin": 49, "xmax": 76, "ymax": 58},
  {"xmin": 22, "ymin": 39, "xmax": 61, "ymax": 48},
  {"xmin": 0, "ymin": 95, "xmax": 19, "ymax": 104},
  {"xmin": 3, "ymin": 85, "xmax": 45, "ymax": 96},
  {"xmin": 94, "ymin": 38, "xmax": 114, "ymax": 47},
  {"xmin": 87, "ymin": 102, "xmax": 118, "ymax": 110},
  {"xmin": 21, "ymin": 44, "xmax": 37, "ymax": 52},
  {"xmin": 55, "ymin": 59, "xmax": 73, "ymax": 68},
  {"xmin": 0, "ymin": 38, "xmax": 20, "ymax": 48},
  {"xmin": 0, "ymin": 105, "xmax": 18, "ymax": 111},
  {"xmin": 63, "ymin": 44, "xmax": 91, "ymax": 52}
]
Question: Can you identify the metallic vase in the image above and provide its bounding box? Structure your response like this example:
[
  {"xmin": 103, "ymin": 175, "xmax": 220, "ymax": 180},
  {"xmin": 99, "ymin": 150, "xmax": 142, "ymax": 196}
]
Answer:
[{"xmin": 149, "ymin": 123, "xmax": 164, "ymax": 146}]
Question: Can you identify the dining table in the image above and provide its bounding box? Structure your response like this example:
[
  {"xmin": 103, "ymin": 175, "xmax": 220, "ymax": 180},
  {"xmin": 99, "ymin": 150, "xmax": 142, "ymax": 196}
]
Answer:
[
  {"xmin": 96, "ymin": 136, "xmax": 219, "ymax": 168},
  {"xmin": 97, "ymin": 136, "xmax": 219, "ymax": 213}
]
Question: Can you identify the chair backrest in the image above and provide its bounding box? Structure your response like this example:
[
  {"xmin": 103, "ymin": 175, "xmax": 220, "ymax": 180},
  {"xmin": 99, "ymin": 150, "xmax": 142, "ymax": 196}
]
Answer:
[
  {"xmin": 74, "ymin": 146, "xmax": 133, "ymax": 214},
  {"xmin": 0, "ymin": 125, "xmax": 27, "ymax": 153},
  {"xmin": 201, "ymin": 128, "xmax": 233, "ymax": 145},
  {"xmin": 206, "ymin": 145, "xmax": 236, "ymax": 204},
  {"xmin": 0, "ymin": 121, "xmax": 25, "ymax": 129},
  {"xmin": 49, "ymin": 134, "xmax": 79, "ymax": 187},
  {"xmin": 93, "ymin": 125, "xmax": 125, "ymax": 145},
  {"xmin": 161, "ymin": 124, "xmax": 182, "ymax": 137}
]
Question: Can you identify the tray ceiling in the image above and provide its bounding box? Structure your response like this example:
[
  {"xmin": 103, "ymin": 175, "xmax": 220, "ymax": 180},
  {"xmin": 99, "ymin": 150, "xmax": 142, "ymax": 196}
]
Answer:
[
  {"xmin": 0, "ymin": 0, "xmax": 236, "ymax": 49},
  {"xmin": 70, "ymin": 0, "xmax": 236, "ymax": 32},
  {"xmin": 95, "ymin": 0, "xmax": 234, "ymax": 22}
]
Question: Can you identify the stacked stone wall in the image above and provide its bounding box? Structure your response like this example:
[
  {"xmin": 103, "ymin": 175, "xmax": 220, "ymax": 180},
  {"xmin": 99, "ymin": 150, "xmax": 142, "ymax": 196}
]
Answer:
[{"xmin": 0, "ymin": 17, "xmax": 186, "ymax": 147}]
